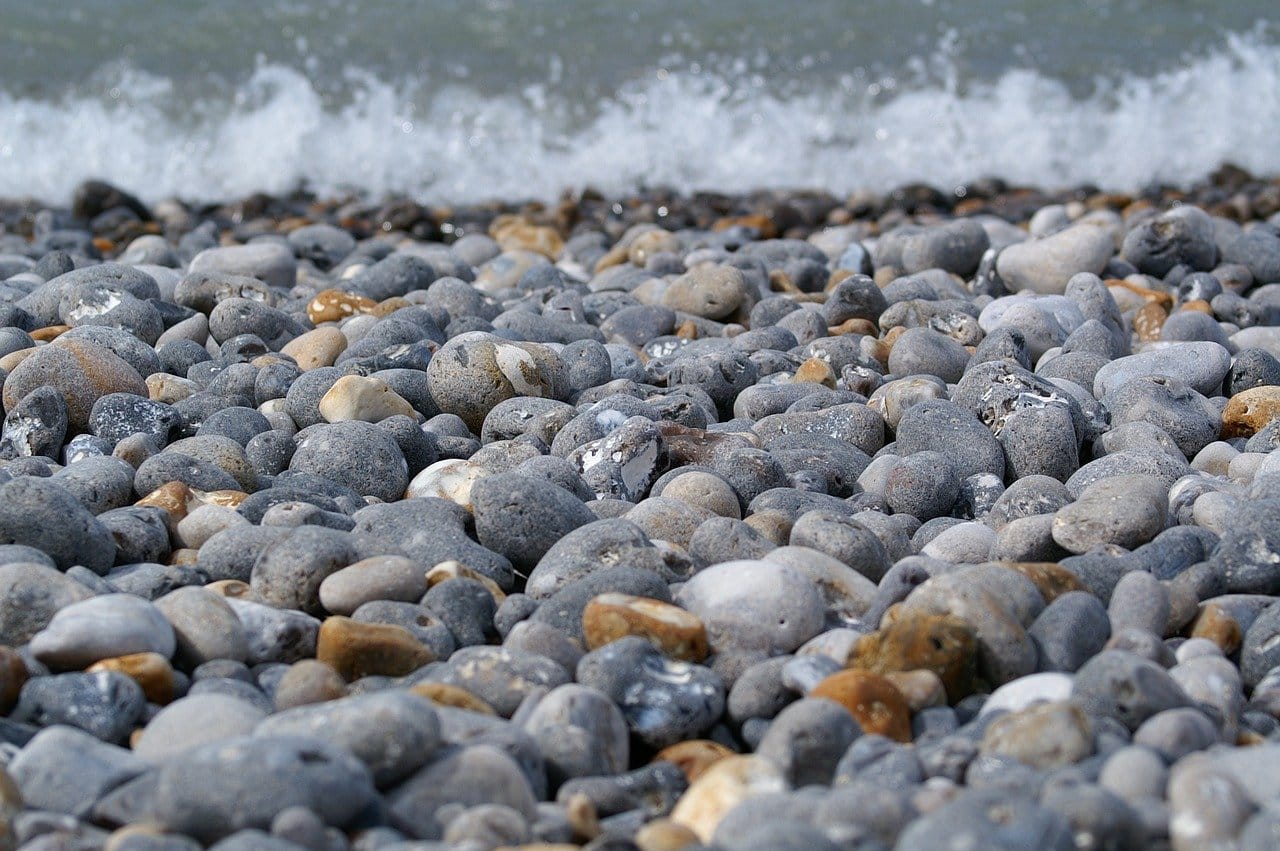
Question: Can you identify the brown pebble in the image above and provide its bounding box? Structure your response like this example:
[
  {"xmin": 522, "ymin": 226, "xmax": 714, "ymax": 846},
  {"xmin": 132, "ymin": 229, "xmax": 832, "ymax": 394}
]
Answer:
[
  {"xmin": 88, "ymin": 652, "xmax": 174, "ymax": 705},
  {"xmin": 316, "ymin": 616, "xmax": 435, "ymax": 681},
  {"xmin": 583, "ymin": 594, "xmax": 709, "ymax": 662},
  {"xmin": 306, "ymin": 288, "xmax": 376, "ymax": 324},
  {"xmin": 1181, "ymin": 299, "xmax": 1214, "ymax": 314},
  {"xmin": 0, "ymin": 349, "xmax": 34, "ymax": 373},
  {"xmin": 490, "ymin": 216, "xmax": 564, "ymax": 258},
  {"xmin": 1133, "ymin": 301, "xmax": 1168, "ymax": 342},
  {"xmin": 654, "ymin": 739, "xmax": 735, "ymax": 783},
  {"xmin": 30, "ymin": 325, "xmax": 70, "ymax": 342},
  {"xmin": 1221, "ymin": 386, "xmax": 1280, "ymax": 438},
  {"xmin": 1189, "ymin": 603, "xmax": 1243, "ymax": 655},
  {"xmin": 713, "ymin": 214, "xmax": 778, "ymax": 239},
  {"xmin": 791, "ymin": 357, "xmax": 836, "ymax": 387},
  {"xmin": 371, "ymin": 296, "xmax": 413, "ymax": 317},
  {"xmin": 281, "ymin": 327, "xmax": 348, "ymax": 371},
  {"xmin": 827, "ymin": 317, "xmax": 879, "ymax": 337},
  {"xmin": 0, "ymin": 646, "xmax": 28, "ymax": 714},
  {"xmin": 168, "ymin": 548, "xmax": 200, "ymax": 566},
  {"xmin": 810, "ymin": 669, "xmax": 913, "ymax": 742},
  {"xmin": 136, "ymin": 481, "xmax": 195, "ymax": 525},
  {"xmin": 848, "ymin": 611, "xmax": 977, "ymax": 703},
  {"xmin": 273, "ymin": 659, "xmax": 349, "ymax": 711},
  {"xmin": 635, "ymin": 818, "xmax": 701, "ymax": 851},
  {"xmin": 995, "ymin": 561, "xmax": 1086, "ymax": 605},
  {"xmin": 669, "ymin": 755, "xmax": 786, "ymax": 844},
  {"xmin": 408, "ymin": 682, "xmax": 497, "ymax": 715}
]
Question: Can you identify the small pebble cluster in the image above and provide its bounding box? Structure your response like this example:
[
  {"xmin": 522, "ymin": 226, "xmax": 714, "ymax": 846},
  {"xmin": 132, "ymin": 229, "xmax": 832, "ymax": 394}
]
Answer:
[{"xmin": 0, "ymin": 174, "xmax": 1279, "ymax": 850}]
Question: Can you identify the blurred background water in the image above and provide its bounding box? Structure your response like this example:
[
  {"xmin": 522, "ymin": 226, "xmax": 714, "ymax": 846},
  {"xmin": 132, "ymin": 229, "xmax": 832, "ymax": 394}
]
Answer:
[{"xmin": 0, "ymin": 0, "xmax": 1276, "ymax": 203}]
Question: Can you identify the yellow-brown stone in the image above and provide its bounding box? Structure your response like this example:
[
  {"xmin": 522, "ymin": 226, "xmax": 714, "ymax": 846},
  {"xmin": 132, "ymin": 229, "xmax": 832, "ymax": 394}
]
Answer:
[
  {"xmin": 582, "ymin": 594, "xmax": 708, "ymax": 661},
  {"xmin": 628, "ymin": 229, "xmax": 682, "ymax": 266},
  {"xmin": 408, "ymin": 682, "xmax": 497, "ymax": 715},
  {"xmin": 996, "ymin": 561, "xmax": 1086, "ymax": 605},
  {"xmin": 317, "ymin": 616, "xmax": 435, "ymax": 681},
  {"xmin": 30, "ymin": 325, "xmax": 70, "ymax": 342},
  {"xmin": 712, "ymin": 214, "xmax": 778, "ymax": 239},
  {"xmin": 634, "ymin": 819, "xmax": 701, "ymax": 851},
  {"xmin": 370, "ymin": 296, "xmax": 413, "ymax": 317},
  {"xmin": 168, "ymin": 548, "xmax": 200, "ymax": 566},
  {"xmin": 136, "ymin": 481, "xmax": 196, "ymax": 525},
  {"xmin": 490, "ymin": 216, "xmax": 564, "ymax": 258},
  {"xmin": 1221, "ymin": 386, "xmax": 1280, "ymax": 438},
  {"xmin": 1133, "ymin": 301, "xmax": 1168, "ymax": 342},
  {"xmin": 848, "ymin": 611, "xmax": 977, "ymax": 702},
  {"xmin": 653, "ymin": 740, "xmax": 735, "ymax": 783},
  {"xmin": 810, "ymin": 669, "xmax": 913, "ymax": 742},
  {"xmin": 669, "ymin": 755, "xmax": 787, "ymax": 844},
  {"xmin": 306, "ymin": 288, "xmax": 376, "ymax": 324},
  {"xmin": 1181, "ymin": 299, "xmax": 1213, "ymax": 314},
  {"xmin": 0, "ymin": 646, "xmax": 28, "ymax": 714},
  {"xmin": 281, "ymin": 326, "xmax": 349, "ymax": 371},
  {"xmin": 827, "ymin": 318, "xmax": 879, "ymax": 337},
  {"xmin": 425, "ymin": 561, "xmax": 506, "ymax": 604},
  {"xmin": 88, "ymin": 652, "xmax": 175, "ymax": 704},
  {"xmin": 791, "ymin": 357, "xmax": 836, "ymax": 388},
  {"xmin": 0, "ymin": 349, "xmax": 34, "ymax": 373},
  {"xmin": 1189, "ymin": 602, "xmax": 1243, "ymax": 654},
  {"xmin": 146, "ymin": 374, "xmax": 196, "ymax": 404}
]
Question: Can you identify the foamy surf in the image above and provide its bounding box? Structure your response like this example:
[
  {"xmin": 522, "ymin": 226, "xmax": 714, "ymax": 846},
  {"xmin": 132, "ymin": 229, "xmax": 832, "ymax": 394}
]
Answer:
[{"xmin": 0, "ymin": 31, "xmax": 1277, "ymax": 205}]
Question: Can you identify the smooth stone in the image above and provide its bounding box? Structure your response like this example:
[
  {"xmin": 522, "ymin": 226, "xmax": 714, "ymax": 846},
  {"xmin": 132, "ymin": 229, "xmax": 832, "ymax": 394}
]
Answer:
[
  {"xmin": 1051, "ymin": 474, "xmax": 1167, "ymax": 554},
  {"xmin": 0, "ymin": 562, "xmax": 94, "ymax": 646},
  {"xmin": 152, "ymin": 735, "xmax": 375, "ymax": 844},
  {"xmin": 317, "ymin": 374, "xmax": 414, "ymax": 423},
  {"xmin": 30, "ymin": 594, "xmax": 175, "ymax": 670},
  {"xmin": 315, "ymin": 616, "xmax": 434, "ymax": 682},
  {"xmin": 225, "ymin": 598, "xmax": 321, "ymax": 666},
  {"xmin": 675, "ymin": 559, "xmax": 825, "ymax": 654},
  {"xmin": 520, "ymin": 683, "xmax": 629, "ymax": 784},
  {"xmin": 668, "ymin": 755, "xmax": 788, "ymax": 845},
  {"xmin": 188, "ymin": 243, "xmax": 297, "ymax": 289},
  {"xmin": 9, "ymin": 726, "xmax": 146, "ymax": 818},
  {"xmin": 133, "ymin": 694, "xmax": 267, "ymax": 762},
  {"xmin": 256, "ymin": 690, "xmax": 441, "ymax": 788},
  {"xmin": 13, "ymin": 671, "xmax": 145, "ymax": 744},
  {"xmin": 582, "ymin": 593, "xmax": 708, "ymax": 662},
  {"xmin": 979, "ymin": 701, "xmax": 1093, "ymax": 768},
  {"xmin": 1093, "ymin": 342, "xmax": 1232, "ymax": 398},
  {"xmin": 387, "ymin": 745, "xmax": 538, "ymax": 841},
  {"xmin": 1072, "ymin": 650, "xmax": 1192, "ymax": 731},
  {"xmin": 317, "ymin": 555, "xmax": 427, "ymax": 616},
  {"xmin": 0, "ymin": 476, "xmax": 115, "ymax": 573},
  {"xmin": 996, "ymin": 223, "xmax": 1114, "ymax": 295}
]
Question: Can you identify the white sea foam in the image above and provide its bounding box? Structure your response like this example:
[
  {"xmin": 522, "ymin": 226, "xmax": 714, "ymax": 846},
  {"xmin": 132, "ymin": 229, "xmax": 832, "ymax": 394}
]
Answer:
[{"xmin": 0, "ymin": 32, "xmax": 1277, "ymax": 205}]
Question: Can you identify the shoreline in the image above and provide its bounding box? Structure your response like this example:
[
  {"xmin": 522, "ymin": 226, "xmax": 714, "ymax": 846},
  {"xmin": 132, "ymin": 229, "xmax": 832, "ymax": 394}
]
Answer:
[{"xmin": 2, "ymin": 166, "xmax": 1279, "ymax": 256}]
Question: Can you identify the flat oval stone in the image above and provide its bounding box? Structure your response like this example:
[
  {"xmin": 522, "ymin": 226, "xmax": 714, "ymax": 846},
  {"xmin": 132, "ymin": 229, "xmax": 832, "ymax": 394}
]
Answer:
[
  {"xmin": 520, "ymin": 683, "xmax": 629, "ymax": 784},
  {"xmin": 979, "ymin": 701, "xmax": 1093, "ymax": 768},
  {"xmin": 318, "ymin": 555, "xmax": 427, "ymax": 616},
  {"xmin": 133, "ymin": 693, "xmax": 267, "ymax": 763},
  {"xmin": 154, "ymin": 586, "xmax": 250, "ymax": 668},
  {"xmin": 1092, "ymin": 341, "xmax": 1232, "ymax": 398},
  {"xmin": 152, "ymin": 735, "xmax": 375, "ymax": 844},
  {"xmin": 30, "ymin": 594, "xmax": 175, "ymax": 670}
]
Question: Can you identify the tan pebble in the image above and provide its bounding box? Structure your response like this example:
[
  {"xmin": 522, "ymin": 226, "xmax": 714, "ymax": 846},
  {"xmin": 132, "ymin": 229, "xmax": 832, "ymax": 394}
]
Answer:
[
  {"xmin": 883, "ymin": 669, "xmax": 948, "ymax": 712},
  {"xmin": 980, "ymin": 700, "xmax": 1093, "ymax": 768},
  {"xmin": 316, "ymin": 616, "xmax": 435, "ymax": 681},
  {"xmin": 272, "ymin": 659, "xmax": 349, "ymax": 711},
  {"xmin": 582, "ymin": 593, "xmax": 709, "ymax": 661},
  {"xmin": 1189, "ymin": 603, "xmax": 1243, "ymax": 654},
  {"xmin": 743, "ymin": 510, "xmax": 792, "ymax": 545},
  {"xmin": 136, "ymin": 481, "xmax": 195, "ymax": 525},
  {"xmin": 1133, "ymin": 301, "xmax": 1168, "ymax": 342},
  {"xmin": 827, "ymin": 317, "xmax": 879, "ymax": 337},
  {"xmin": 168, "ymin": 548, "xmax": 200, "ymax": 566},
  {"xmin": 0, "ymin": 349, "xmax": 35, "ymax": 372},
  {"xmin": 593, "ymin": 243, "xmax": 631, "ymax": 274},
  {"xmin": 565, "ymin": 792, "xmax": 600, "ymax": 841},
  {"xmin": 635, "ymin": 819, "xmax": 701, "ymax": 851},
  {"xmin": 145, "ymin": 374, "xmax": 197, "ymax": 404},
  {"xmin": 848, "ymin": 611, "xmax": 977, "ymax": 703},
  {"xmin": 200, "ymin": 489, "xmax": 249, "ymax": 509},
  {"xmin": 674, "ymin": 320, "xmax": 700, "ymax": 340},
  {"xmin": 371, "ymin": 296, "xmax": 412, "ymax": 317},
  {"xmin": 318, "ymin": 374, "xmax": 415, "ymax": 423},
  {"xmin": 660, "ymin": 471, "xmax": 740, "ymax": 519},
  {"xmin": 669, "ymin": 755, "xmax": 788, "ymax": 844},
  {"xmin": 1221, "ymin": 386, "xmax": 1280, "ymax": 438},
  {"xmin": 425, "ymin": 560, "xmax": 506, "ymax": 603},
  {"xmin": 1181, "ymin": 299, "xmax": 1214, "ymax": 314},
  {"xmin": 653, "ymin": 739, "xmax": 735, "ymax": 783},
  {"xmin": 810, "ymin": 669, "xmax": 913, "ymax": 742},
  {"xmin": 30, "ymin": 325, "xmax": 70, "ymax": 342},
  {"xmin": 306, "ymin": 288, "xmax": 376, "ymax": 324},
  {"xmin": 0, "ymin": 646, "xmax": 28, "ymax": 714},
  {"xmin": 408, "ymin": 682, "xmax": 497, "ymax": 715},
  {"xmin": 88, "ymin": 652, "xmax": 174, "ymax": 705},
  {"xmin": 491, "ymin": 216, "xmax": 564, "ymax": 258},
  {"xmin": 405, "ymin": 458, "xmax": 485, "ymax": 506},
  {"xmin": 792, "ymin": 356, "xmax": 836, "ymax": 387},
  {"xmin": 281, "ymin": 326, "xmax": 349, "ymax": 371},
  {"xmin": 204, "ymin": 579, "xmax": 252, "ymax": 598},
  {"xmin": 1107, "ymin": 278, "xmax": 1174, "ymax": 308},
  {"xmin": 628, "ymin": 229, "xmax": 681, "ymax": 266}
]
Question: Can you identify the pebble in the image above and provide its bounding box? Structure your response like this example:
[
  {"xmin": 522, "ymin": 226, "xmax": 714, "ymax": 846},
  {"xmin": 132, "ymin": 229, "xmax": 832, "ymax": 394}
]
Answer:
[
  {"xmin": 3, "ymin": 186, "xmax": 1280, "ymax": 847},
  {"xmin": 30, "ymin": 594, "xmax": 175, "ymax": 670}
]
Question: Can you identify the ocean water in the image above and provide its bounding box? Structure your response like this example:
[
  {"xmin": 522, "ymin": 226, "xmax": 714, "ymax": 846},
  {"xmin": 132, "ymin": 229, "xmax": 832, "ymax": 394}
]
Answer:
[{"xmin": 0, "ymin": 0, "xmax": 1277, "ymax": 205}]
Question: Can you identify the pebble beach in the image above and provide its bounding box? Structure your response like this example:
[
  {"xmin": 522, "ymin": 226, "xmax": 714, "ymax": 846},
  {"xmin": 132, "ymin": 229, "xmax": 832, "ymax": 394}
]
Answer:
[
  {"xmin": 0, "ymin": 171, "xmax": 1276, "ymax": 851},
  {"xmin": 3, "ymin": 3, "xmax": 1280, "ymax": 851}
]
